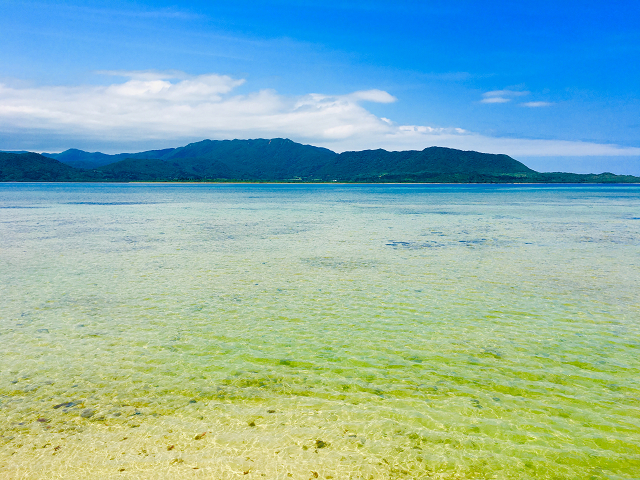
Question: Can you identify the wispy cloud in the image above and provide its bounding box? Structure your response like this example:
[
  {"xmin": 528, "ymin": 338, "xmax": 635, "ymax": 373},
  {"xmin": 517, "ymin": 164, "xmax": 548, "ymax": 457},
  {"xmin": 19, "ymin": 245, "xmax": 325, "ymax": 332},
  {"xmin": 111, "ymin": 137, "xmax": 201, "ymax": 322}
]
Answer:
[
  {"xmin": 481, "ymin": 89, "xmax": 529, "ymax": 104},
  {"xmin": 347, "ymin": 90, "xmax": 397, "ymax": 103},
  {"xmin": 480, "ymin": 96, "xmax": 511, "ymax": 104},
  {"xmin": 95, "ymin": 70, "xmax": 190, "ymax": 81},
  {"xmin": 0, "ymin": 71, "xmax": 638, "ymax": 158},
  {"xmin": 520, "ymin": 101, "xmax": 554, "ymax": 107}
]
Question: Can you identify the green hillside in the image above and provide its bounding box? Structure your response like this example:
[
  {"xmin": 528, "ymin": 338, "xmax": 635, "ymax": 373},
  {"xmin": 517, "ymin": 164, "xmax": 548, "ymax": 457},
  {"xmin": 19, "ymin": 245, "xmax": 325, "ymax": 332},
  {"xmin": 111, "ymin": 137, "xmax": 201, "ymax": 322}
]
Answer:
[
  {"xmin": 2, "ymin": 140, "xmax": 639, "ymax": 183},
  {"xmin": 95, "ymin": 157, "xmax": 236, "ymax": 181},
  {"xmin": 0, "ymin": 152, "xmax": 92, "ymax": 181},
  {"xmin": 42, "ymin": 149, "xmax": 127, "ymax": 169},
  {"xmin": 45, "ymin": 139, "xmax": 336, "ymax": 180},
  {"xmin": 318, "ymin": 147, "xmax": 534, "ymax": 181},
  {"xmin": 157, "ymin": 138, "xmax": 336, "ymax": 179},
  {"xmin": 43, "ymin": 148, "xmax": 178, "ymax": 169}
]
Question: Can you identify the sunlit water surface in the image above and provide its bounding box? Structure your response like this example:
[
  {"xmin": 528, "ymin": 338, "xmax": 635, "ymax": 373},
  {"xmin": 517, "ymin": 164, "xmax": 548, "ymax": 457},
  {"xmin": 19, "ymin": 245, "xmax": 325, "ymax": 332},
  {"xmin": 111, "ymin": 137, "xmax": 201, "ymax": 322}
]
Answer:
[{"xmin": 1, "ymin": 183, "xmax": 639, "ymax": 479}]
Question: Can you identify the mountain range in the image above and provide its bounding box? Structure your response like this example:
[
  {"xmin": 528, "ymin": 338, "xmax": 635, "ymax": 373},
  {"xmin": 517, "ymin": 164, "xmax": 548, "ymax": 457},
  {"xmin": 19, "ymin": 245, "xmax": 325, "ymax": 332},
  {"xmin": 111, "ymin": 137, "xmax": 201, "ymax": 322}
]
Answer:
[{"xmin": 1, "ymin": 138, "xmax": 638, "ymax": 183}]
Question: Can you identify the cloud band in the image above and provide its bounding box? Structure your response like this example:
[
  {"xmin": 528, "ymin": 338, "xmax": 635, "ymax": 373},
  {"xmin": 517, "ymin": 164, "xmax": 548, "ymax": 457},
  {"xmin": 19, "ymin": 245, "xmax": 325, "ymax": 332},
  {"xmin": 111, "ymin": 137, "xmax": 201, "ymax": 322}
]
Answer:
[{"xmin": 0, "ymin": 72, "xmax": 638, "ymax": 158}]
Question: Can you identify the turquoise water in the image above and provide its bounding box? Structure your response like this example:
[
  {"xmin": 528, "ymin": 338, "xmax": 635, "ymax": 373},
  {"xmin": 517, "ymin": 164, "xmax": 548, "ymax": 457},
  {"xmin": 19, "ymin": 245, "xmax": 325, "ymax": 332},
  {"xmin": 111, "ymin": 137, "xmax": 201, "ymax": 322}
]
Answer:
[{"xmin": 1, "ymin": 183, "xmax": 639, "ymax": 479}]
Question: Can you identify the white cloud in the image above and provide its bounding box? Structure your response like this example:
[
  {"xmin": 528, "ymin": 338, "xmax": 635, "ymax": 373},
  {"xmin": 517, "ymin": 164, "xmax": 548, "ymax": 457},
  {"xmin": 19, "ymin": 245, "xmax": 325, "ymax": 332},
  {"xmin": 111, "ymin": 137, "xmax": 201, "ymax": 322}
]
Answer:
[
  {"xmin": 362, "ymin": 130, "xmax": 640, "ymax": 157},
  {"xmin": 96, "ymin": 70, "xmax": 189, "ymax": 81},
  {"xmin": 481, "ymin": 90, "xmax": 558, "ymax": 110},
  {"xmin": 520, "ymin": 101, "xmax": 554, "ymax": 107},
  {"xmin": 483, "ymin": 89, "xmax": 530, "ymax": 98},
  {"xmin": 481, "ymin": 89, "xmax": 529, "ymax": 104},
  {"xmin": 347, "ymin": 89, "xmax": 397, "ymax": 103},
  {"xmin": 0, "ymin": 71, "xmax": 639, "ymax": 159},
  {"xmin": 480, "ymin": 97, "xmax": 511, "ymax": 104}
]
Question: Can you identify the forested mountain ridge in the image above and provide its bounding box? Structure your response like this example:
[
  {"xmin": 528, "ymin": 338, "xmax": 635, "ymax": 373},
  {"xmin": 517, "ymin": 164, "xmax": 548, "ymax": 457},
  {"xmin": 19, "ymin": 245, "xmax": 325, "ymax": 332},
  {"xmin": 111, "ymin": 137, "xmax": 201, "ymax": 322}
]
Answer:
[
  {"xmin": 43, "ymin": 139, "xmax": 335, "ymax": 177},
  {"xmin": 316, "ymin": 146, "xmax": 534, "ymax": 182},
  {"xmin": 0, "ymin": 152, "xmax": 91, "ymax": 181},
  {"xmin": 2, "ymin": 138, "xmax": 638, "ymax": 183}
]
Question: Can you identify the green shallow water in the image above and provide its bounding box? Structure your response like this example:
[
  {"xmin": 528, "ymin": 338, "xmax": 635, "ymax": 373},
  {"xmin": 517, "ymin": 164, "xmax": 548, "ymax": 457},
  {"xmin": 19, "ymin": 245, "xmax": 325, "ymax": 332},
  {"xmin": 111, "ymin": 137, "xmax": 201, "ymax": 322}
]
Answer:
[{"xmin": 1, "ymin": 183, "xmax": 639, "ymax": 479}]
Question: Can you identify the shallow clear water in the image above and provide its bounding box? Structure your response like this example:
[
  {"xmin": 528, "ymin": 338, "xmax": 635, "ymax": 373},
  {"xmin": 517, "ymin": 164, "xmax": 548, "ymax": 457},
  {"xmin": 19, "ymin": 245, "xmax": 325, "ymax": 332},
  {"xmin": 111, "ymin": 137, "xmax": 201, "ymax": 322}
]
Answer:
[{"xmin": 1, "ymin": 183, "xmax": 639, "ymax": 479}]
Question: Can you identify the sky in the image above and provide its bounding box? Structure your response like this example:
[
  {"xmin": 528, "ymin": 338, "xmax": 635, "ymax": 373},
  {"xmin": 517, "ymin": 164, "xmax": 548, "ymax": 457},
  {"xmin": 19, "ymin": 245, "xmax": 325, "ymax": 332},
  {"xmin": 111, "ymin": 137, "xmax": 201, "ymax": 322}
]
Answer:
[{"xmin": 1, "ymin": 0, "xmax": 639, "ymax": 174}]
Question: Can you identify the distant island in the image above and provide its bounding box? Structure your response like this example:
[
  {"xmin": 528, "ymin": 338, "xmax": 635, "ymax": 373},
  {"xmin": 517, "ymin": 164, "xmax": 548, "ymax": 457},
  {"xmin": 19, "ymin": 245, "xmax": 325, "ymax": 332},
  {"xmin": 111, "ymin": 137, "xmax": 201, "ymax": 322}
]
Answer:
[{"xmin": 1, "ymin": 138, "xmax": 638, "ymax": 183}]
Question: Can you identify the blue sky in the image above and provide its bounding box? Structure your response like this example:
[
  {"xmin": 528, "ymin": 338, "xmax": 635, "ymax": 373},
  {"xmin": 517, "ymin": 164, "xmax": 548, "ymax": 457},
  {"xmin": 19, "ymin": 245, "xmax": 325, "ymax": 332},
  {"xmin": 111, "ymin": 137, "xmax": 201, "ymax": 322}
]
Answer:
[{"xmin": 1, "ymin": 0, "xmax": 639, "ymax": 173}]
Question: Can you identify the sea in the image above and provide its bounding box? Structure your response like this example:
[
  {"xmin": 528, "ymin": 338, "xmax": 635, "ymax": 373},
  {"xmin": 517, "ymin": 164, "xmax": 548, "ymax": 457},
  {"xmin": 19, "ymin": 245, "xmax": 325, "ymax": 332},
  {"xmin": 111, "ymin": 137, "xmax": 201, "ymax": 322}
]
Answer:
[{"xmin": 1, "ymin": 183, "xmax": 639, "ymax": 479}]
